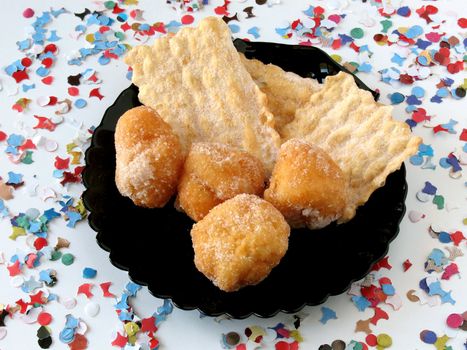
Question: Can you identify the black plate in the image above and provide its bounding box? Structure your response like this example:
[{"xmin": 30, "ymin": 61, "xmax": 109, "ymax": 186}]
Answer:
[{"xmin": 82, "ymin": 40, "xmax": 406, "ymax": 319}]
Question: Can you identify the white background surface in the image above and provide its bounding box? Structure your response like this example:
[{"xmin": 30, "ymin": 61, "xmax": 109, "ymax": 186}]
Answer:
[{"xmin": 0, "ymin": 0, "xmax": 466, "ymax": 349}]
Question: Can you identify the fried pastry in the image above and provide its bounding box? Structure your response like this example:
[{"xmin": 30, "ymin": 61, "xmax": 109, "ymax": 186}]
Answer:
[
  {"xmin": 115, "ymin": 106, "xmax": 184, "ymax": 207},
  {"xmin": 239, "ymin": 53, "xmax": 321, "ymax": 134},
  {"xmin": 176, "ymin": 142, "xmax": 265, "ymax": 221},
  {"xmin": 264, "ymin": 139, "xmax": 348, "ymax": 229},
  {"xmin": 282, "ymin": 72, "xmax": 422, "ymax": 222},
  {"xmin": 191, "ymin": 194, "xmax": 290, "ymax": 292},
  {"xmin": 124, "ymin": 16, "xmax": 281, "ymax": 174}
]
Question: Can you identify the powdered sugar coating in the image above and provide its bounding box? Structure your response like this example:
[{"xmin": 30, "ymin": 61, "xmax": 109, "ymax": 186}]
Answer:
[
  {"xmin": 264, "ymin": 139, "xmax": 347, "ymax": 229},
  {"xmin": 191, "ymin": 194, "xmax": 290, "ymax": 292},
  {"xmin": 115, "ymin": 106, "xmax": 184, "ymax": 208},
  {"xmin": 177, "ymin": 142, "xmax": 266, "ymax": 221}
]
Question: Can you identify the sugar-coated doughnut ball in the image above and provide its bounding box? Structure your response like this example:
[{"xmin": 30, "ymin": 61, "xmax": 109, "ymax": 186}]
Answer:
[
  {"xmin": 191, "ymin": 194, "xmax": 290, "ymax": 292},
  {"xmin": 176, "ymin": 142, "xmax": 265, "ymax": 221},
  {"xmin": 264, "ymin": 139, "xmax": 348, "ymax": 229},
  {"xmin": 115, "ymin": 106, "xmax": 184, "ymax": 207}
]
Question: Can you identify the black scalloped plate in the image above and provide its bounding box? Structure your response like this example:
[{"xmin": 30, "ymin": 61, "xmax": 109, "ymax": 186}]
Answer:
[{"xmin": 82, "ymin": 40, "xmax": 407, "ymax": 319}]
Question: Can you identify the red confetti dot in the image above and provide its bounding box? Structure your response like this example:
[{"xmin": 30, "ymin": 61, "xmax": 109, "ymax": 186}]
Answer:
[
  {"xmin": 366, "ymin": 334, "xmax": 378, "ymax": 346},
  {"xmin": 0, "ymin": 131, "xmax": 7, "ymax": 142},
  {"xmin": 21, "ymin": 57, "xmax": 32, "ymax": 68},
  {"xmin": 37, "ymin": 312, "xmax": 52, "ymax": 326},
  {"xmin": 54, "ymin": 156, "xmax": 70, "ymax": 170},
  {"xmin": 34, "ymin": 237, "xmax": 48, "ymax": 250},
  {"xmin": 23, "ymin": 8, "xmax": 34, "ymax": 18},
  {"xmin": 89, "ymin": 88, "xmax": 104, "ymax": 100},
  {"xmin": 459, "ymin": 18, "xmax": 467, "ymax": 28},
  {"xmin": 12, "ymin": 70, "xmax": 29, "ymax": 83},
  {"xmin": 403, "ymin": 259, "xmax": 412, "ymax": 272},
  {"xmin": 41, "ymin": 76, "xmax": 54, "ymax": 85},
  {"xmin": 446, "ymin": 313, "xmax": 463, "ymax": 328},
  {"xmin": 214, "ymin": 6, "xmax": 227, "ymax": 15},
  {"xmin": 42, "ymin": 58, "xmax": 53, "ymax": 68},
  {"xmin": 44, "ymin": 44, "xmax": 57, "ymax": 53},
  {"xmin": 181, "ymin": 14, "xmax": 194, "ymax": 25},
  {"xmin": 68, "ymin": 87, "xmax": 80, "ymax": 96},
  {"xmin": 17, "ymin": 138, "xmax": 36, "ymax": 151}
]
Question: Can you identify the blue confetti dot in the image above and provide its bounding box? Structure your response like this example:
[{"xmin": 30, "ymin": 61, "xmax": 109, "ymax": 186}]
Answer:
[
  {"xmin": 421, "ymin": 330, "xmax": 437, "ymax": 344},
  {"xmin": 436, "ymin": 87, "xmax": 449, "ymax": 97},
  {"xmin": 7, "ymin": 171, "xmax": 23, "ymax": 184},
  {"xmin": 397, "ymin": 6, "xmax": 411, "ymax": 17},
  {"xmin": 389, "ymin": 92, "xmax": 405, "ymax": 104},
  {"xmin": 98, "ymin": 55, "xmax": 110, "ymax": 65},
  {"xmin": 411, "ymin": 86, "xmax": 425, "ymax": 98},
  {"xmin": 74, "ymin": 98, "xmax": 87, "ymax": 109},
  {"xmin": 410, "ymin": 155, "xmax": 423, "ymax": 166},
  {"xmin": 36, "ymin": 66, "xmax": 50, "ymax": 77},
  {"xmin": 439, "ymin": 157, "xmax": 451, "ymax": 168},
  {"xmin": 83, "ymin": 267, "xmax": 97, "ymax": 279},
  {"xmin": 438, "ymin": 232, "xmax": 452, "ymax": 243},
  {"xmin": 53, "ymin": 170, "xmax": 64, "ymax": 178},
  {"xmin": 126, "ymin": 70, "xmax": 133, "ymax": 81},
  {"xmin": 59, "ymin": 327, "xmax": 75, "ymax": 344},
  {"xmin": 229, "ymin": 24, "xmax": 240, "ymax": 34},
  {"xmin": 405, "ymin": 25, "xmax": 423, "ymax": 39},
  {"xmin": 382, "ymin": 284, "xmax": 395, "ymax": 296},
  {"xmin": 421, "ymin": 181, "xmax": 437, "ymax": 195},
  {"xmin": 117, "ymin": 13, "xmax": 128, "ymax": 22}
]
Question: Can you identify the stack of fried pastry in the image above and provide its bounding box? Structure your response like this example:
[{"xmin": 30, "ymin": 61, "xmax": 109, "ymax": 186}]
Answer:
[{"xmin": 115, "ymin": 16, "xmax": 422, "ymax": 292}]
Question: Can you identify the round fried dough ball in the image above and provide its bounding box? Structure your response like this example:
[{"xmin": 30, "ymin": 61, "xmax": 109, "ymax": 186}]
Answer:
[
  {"xmin": 264, "ymin": 139, "xmax": 348, "ymax": 229},
  {"xmin": 191, "ymin": 194, "xmax": 290, "ymax": 292},
  {"xmin": 115, "ymin": 106, "xmax": 184, "ymax": 207},
  {"xmin": 176, "ymin": 142, "xmax": 266, "ymax": 221}
]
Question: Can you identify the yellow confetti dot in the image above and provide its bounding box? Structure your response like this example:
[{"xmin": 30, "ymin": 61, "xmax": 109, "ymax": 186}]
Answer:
[
  {"xmin": 66, "ymin": 143, "xmax": 78, "ymax": 153},
  {"xmin": 85, "ymin": 33, "xmax": 95, "ymax": 43},
  {"xmin": 290, "ymin": 329, "xmax": 303, "ymax": 343},
  {"xmin": 246, "ymin": 325, "xmax": 266, "ymax": 342},
  {"xmin": 463, "ymin": 217, "xmax": 467, "ymax": 225},
  {"xmin": 397, "ymin": 26, "xmax": 409, "ymax": 34},
  {"xmin": 434, "ymin": 335, "xmax": 449, "ymax": 350},
  {"xmin": 330, "ymin": 54, "xmax": 342, "ymax": 63},
  {"xmin": 70, "ymin": 151, "xmax": 82, "ymax": 165},
  {"xmin": 124, "ymin": 321, "xmax": 140, "ymax": 337},
  {"xmin": 9, "ymin": 227, "xmax": 26, "ymax": 240},
  {"xmin": 377, "ymin": 333, "xmax": 392, "ymax": 347}
]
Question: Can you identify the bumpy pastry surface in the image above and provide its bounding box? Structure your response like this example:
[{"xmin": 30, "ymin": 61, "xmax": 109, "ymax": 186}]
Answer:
[
  {"xmin": 176, "ymin": 142, "xmax": 265, "ymax": 221},
  {"xmin": 264, "ymin": 139, "xmax": 348, "ymax": 229},
  {"xmin": 282, "ymin": 72, "xmax": 421, "ymax": 221},
  {"xmin": 191, "ymin": 194, "xmax": 290, "ymax": 292},
  {"xmin": 239, "ymin": 53, "xmax": 321, "ymax": 135},
  {"xmin": 115, "ymin": 106, "xmax": 184, "ymax": 207},
  {"xmin": 124, "ymin": 16, "xmax": 281, "ymax": 174}
]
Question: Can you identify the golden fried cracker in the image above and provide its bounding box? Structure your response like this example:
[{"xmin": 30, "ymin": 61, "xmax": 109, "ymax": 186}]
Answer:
[
  {"xmin": 282, "ymin": 71, "xmax": 422, "ymax": 221},
  {"xmin": 124, "ymin": 17, "xmax": 280, "ymax": 173},
  {"xmin": 240, "ymin": 54, "xmax": 321, "ymax": 135}
]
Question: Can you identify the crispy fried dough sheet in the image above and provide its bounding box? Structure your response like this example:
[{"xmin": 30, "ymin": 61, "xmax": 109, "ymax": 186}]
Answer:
[
  {"xmin": 239, "ymin": 54, "xmax": 321, "ymax": 135},
  {"xmin": 282, "ymin": 71, "xmax": 422, "ymax": 222},
  {"xmin": 124, "ymin": 17, "xmax": 281, "ymax": 173}
]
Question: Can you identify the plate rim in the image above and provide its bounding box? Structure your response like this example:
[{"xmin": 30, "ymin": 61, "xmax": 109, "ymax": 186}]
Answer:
[{"xmin": 82, "ymin": 41, "xmax": 407, "ymax": 319}]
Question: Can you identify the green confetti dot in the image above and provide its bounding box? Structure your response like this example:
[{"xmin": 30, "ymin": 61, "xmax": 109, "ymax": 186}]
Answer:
[
  {"xmin": 50, "ymin": 250, "xmax": 62, "ymax": 261},
  {"xmin": 61, "ymin": 253, "xmax": 75, "ymax": 266},
  {"xmin": 380, "ymin": 19, "xmax": 393, "ymax": 33},
  {"xmin": 377, "ymin": 333, "xmax": 392, "ymax": 347},
  {"xmin": 114, "ymin": 31, "xmax": 125, "ymax": 41},
  {"xmin": 104, "ymin": 1, "xmax": 115, "ymax": 9},
  {"xmin": 21, "ymin": 151, "xmax": 34, "ymax": 164},
  {"xmin": 432, "ymin": 195, "xmax": 444, "ymax": 210},
  {"xmin": 350, "ymin": 27, "xmax": 364, "ymax": 39}
]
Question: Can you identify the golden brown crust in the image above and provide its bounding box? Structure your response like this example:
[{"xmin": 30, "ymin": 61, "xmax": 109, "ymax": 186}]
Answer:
[
  {"xmin": 191, "ymin": 194, "xmax": 290, "ymax": 292},
  {"xmin": 124, "ymin": 16, "xmax": 281, "ymax": 174},
  {"xmin": 115, "ymin": 106, "xmax": 184, "ymax": 208},
  {"xmin": 264, "ymin": 139, "xmax": 347, "ymax": 229},
  {"xmin": 176, "ymin": 142, "xmax": 266, "ymax": 221},
  {"xmin": 239, "ymin": 54, "xmax": 321, "ymax": 135},
  {"xmin": 282, "ymin": 72, "xmax": 422, "ymax": 221}
]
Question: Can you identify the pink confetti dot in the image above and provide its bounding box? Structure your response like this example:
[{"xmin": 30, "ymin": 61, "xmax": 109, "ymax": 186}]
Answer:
[
  {"xmin": 23, "ymin": 8, "xmax": 34, "ymax": 18},
  {"xmin": 446, "ymin": 313, "xmax": 463, "ymax": 328},
  {"xmin": 181, "ymin": 14, "xmax": 194, "ymax": 25}
]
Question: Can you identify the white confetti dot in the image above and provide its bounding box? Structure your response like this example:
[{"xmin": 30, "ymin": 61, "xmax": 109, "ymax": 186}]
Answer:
[
  {"xmin": 76, "ymin": 320, "xmax": 89, "ymax": 335},
  {"xmin": 10, "ymin": 276, "xmax": 24, "ymax": 288},
  {"xmin": 62, "ymin": 297, "xmax": 77, "ymax": 309},
  {"xmin": 44, "ymin": 139, "xmax": 59, "ymax": 152},
  {"xmin": 408, "ymin": 210, "xmax": 424, "ymax": 223},
  {"xmin": 0, "ymin": 327, "xmax": 7, "ymax": 340},
  {"xmin": 84, "ymin": 302, "xmax": 100, "ymax": 317},
  {"xmin": 416, "ymin": 191, "xmax": 431, "ymax": 202}
]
